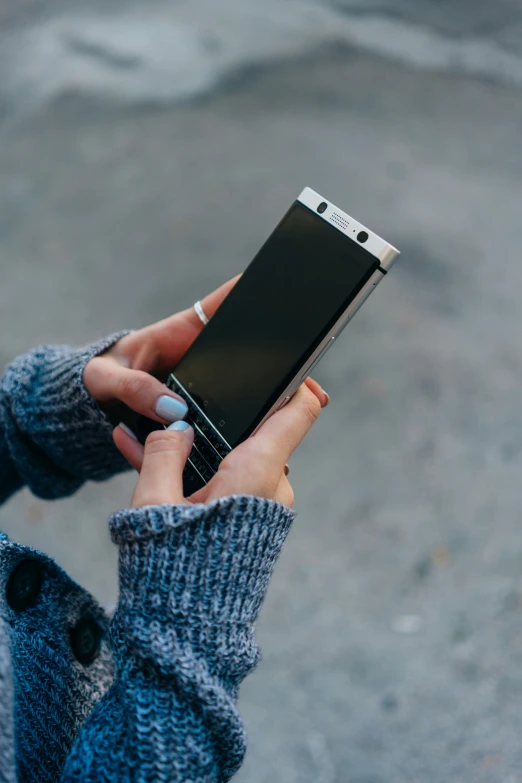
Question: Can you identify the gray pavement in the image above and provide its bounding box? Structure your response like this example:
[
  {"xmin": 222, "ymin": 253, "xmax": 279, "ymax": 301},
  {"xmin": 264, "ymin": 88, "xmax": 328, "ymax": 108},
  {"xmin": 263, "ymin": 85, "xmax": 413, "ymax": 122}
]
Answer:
[{"xmin": 2, "ymin": 3, "xmax": 522, "ymax": 781}]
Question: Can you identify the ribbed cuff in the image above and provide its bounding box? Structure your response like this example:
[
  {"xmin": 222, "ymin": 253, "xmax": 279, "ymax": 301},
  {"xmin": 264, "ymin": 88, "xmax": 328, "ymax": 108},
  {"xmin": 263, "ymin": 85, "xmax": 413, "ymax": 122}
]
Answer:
[
  {"xmin": 109, "ymin": 496, "xmax": 295, "ymax": 684},
  {"xmin": 1, "ymin": 332, "xmax": 132, "ymax": 498}
]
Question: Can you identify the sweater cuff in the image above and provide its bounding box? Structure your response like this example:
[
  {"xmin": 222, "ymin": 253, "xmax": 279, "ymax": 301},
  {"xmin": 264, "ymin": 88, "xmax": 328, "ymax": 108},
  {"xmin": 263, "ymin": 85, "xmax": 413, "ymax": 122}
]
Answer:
[
  {"xmin": 109, "ymin": 496, "xmax": 295, "ymax": 685},
  {"xmin": 1, "ymin": 332, "xmax": 132, "ymax": 498}
]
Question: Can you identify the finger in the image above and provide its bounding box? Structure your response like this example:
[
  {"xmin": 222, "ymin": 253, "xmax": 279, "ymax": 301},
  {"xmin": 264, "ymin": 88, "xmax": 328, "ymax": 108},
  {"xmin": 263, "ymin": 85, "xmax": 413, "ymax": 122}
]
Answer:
[
  {"xmin": 131, "ymin": 424, "xmax": 194, "ymax": 508},
  {"xmin": 113, "ymin": 423, "xmax": 145, "ymax": 471},
  {"xmin": 251, "ymin": 383, "xmax": 322, "ymax": 474},
  {"xmin": 141, "ymin": 275, "xmax": 240, "ymax": 376},
  {"xmin": 304, "ymin": 377, "xmax": 330, "ymax": 408},
  {"xmin": 86, "ymin": 358, "xmax": 188, "ymax": 423},
  {"xmin": 181, "ymin": 275, "xmax": 241, "ymax": 331}
]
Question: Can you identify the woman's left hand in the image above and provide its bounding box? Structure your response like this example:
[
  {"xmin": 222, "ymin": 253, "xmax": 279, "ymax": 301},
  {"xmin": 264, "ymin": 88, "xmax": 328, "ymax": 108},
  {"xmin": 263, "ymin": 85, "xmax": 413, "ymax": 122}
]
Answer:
[
  {"xmin": 84, "ymin": 274, "xmax": 329, "ymax": 455},
  {"xmin": 84, "ymin": 278, "xmax": 241, "ymax": 429}
]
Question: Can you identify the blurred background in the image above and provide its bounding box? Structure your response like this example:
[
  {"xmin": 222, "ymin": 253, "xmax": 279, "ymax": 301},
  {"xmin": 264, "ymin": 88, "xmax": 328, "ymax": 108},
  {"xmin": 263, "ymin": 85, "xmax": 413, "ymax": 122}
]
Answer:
[{"xmin": 2, "ymin": 1, "xmax": 522, "ymax": 780}]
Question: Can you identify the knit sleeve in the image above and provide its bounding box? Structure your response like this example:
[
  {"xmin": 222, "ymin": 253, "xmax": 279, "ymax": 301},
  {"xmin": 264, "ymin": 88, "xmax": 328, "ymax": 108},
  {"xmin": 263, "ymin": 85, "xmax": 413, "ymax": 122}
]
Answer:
[
  {"xmin": 60, "ymin": 495, "xmax": 295, "ymax": 783},
  {"xmin": 0, "ymin": 333, "xmax": 131, "ymax": 504}
]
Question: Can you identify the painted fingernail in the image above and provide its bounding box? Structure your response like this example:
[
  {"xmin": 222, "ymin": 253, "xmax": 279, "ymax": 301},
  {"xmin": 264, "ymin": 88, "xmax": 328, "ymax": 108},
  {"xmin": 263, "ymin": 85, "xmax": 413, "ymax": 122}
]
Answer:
[
  {"xmin": 168, "ymin": 420, "xmax": 190, "ymax": 432},
  {"xmin": 118, "ymin": 422, "xmax": 138, "ymax": 441},
  {"xmin": 323, "ymin": 392, "xmax": 330, "ymax": 408},
  {"xmin": 155, "ymin": 395, "xmax": 188, "ymax": 422},
  {"xmin": 284, "ymin": 464, "xmax": 290, "ymax": 476}
]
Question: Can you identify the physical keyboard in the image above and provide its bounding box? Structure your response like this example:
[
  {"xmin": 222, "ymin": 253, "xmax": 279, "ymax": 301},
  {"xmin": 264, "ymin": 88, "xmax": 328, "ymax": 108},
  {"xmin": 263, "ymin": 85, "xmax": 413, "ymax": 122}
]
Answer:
[{"xmin": 166, "ymin": 374, "xmax": 232, "ymax": 495}]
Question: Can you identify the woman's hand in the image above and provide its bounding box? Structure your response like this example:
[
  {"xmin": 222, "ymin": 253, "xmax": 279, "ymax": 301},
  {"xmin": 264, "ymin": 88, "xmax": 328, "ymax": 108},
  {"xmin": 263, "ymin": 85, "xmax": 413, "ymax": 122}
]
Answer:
[
  {"xmin": 84, "ymin": 278, "xmax": 241, "ymax": 427},
  {"xmin": 84, "ymin": 275, "xmax": 329, "ymax": 453},
  {"xmin": 122, "ymin": 381, "xmax": 324, "ymax": 509}
]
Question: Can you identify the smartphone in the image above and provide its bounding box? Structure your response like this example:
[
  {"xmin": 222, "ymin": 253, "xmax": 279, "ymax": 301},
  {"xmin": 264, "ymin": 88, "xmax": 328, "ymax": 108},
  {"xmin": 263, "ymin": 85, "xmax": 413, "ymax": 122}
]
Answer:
[{"xmin": 152, "ymin": 187, "xmax": 399, "ymax": 495}]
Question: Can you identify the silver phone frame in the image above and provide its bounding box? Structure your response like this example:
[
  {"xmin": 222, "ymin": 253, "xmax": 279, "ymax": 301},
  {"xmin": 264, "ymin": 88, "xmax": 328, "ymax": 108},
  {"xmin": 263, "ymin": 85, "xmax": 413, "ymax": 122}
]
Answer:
[
  {"xmin": 250, "ymin": 187, "xmax": 399, "ymax": 436},
  {"xmin": 172, "ymin": 187, "xmax": 399, "ymax": 457}
]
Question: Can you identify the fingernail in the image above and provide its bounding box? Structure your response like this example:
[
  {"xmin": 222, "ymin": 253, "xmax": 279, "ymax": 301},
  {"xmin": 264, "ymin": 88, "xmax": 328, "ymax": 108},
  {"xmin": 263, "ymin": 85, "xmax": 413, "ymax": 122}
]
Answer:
[
  {"xmin": 168, "ymin": 420, "xmax": 190, "ymax": 431},
  {"xmin": 155, "ymin": 395, "xmax": 188, "ymax": 422},
  {"xmin": 323, "ymin": 392, "xmax": 330, "ymax": 408},
  {"xmin": 118, "ymin": 422, "xmax": 138, "ymax": 441}
]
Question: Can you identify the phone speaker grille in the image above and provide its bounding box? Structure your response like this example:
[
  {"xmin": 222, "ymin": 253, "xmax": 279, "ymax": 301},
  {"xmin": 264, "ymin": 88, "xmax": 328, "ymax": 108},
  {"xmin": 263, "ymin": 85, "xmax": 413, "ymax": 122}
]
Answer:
[{"xmin": 330, "ymin": 212, "xmax": 350, "ymax": 230}]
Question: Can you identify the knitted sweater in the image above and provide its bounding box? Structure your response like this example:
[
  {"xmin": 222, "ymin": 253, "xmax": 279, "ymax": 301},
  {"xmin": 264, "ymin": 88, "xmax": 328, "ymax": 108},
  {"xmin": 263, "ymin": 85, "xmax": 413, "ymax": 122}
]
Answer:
[{"xmin": 0, "ymin": 334, "xmax": 295, "ymax": 782}]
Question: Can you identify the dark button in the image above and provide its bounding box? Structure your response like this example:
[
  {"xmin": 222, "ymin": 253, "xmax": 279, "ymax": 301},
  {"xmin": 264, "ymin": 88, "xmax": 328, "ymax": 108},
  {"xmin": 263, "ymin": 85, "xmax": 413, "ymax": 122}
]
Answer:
[
  {"xmin": 70, "ymin": 615, "xmax": 102, "ymax": 665},
  {"xmin": 196, "ymin": 438, "xmax": 221, "ymax": 473},
  {"xmin": 183, "ymin": 461, "xmax": 205, "ymax": 494},
  {"xmin": 6, "ymin": 558, "xmax": 43, "ymax": 612},
  {"xmin": 215, "ymin": 440, "xmax": 230, "ymax": 459}
]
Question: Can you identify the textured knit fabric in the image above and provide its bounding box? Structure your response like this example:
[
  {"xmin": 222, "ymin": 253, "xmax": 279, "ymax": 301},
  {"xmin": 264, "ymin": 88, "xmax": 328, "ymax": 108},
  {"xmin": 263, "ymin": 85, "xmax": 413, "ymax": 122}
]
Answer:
[
  {"xmin": 0, "ymin": 337, "xmax": 296, "ymax": 782},
  {"xmin": 0, "ymin": 542, "xmax": 116, "ymax": 783},
  {"xmin": 0, "ymin": 333, "xmax": 131, "ymax": 504},
  {"xmin": 0, "ymin": 615, "xmax": 15, "ymax": 783}
]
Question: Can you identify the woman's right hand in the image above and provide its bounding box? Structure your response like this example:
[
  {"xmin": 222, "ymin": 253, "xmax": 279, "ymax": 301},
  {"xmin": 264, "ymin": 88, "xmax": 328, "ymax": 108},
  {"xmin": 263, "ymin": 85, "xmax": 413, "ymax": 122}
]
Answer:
[{"xmin": 115, "ymin": 381, "xmax": 327, "ymax": 509}]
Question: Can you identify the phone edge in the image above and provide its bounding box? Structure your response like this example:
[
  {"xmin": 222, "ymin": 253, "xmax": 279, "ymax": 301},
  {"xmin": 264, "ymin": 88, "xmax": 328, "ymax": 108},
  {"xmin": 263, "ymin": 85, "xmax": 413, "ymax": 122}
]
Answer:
[
  {"xmin": 298, "ymin": 187, "xmax": 400, "ymax": 272},
  {"xmin": 250, "ymin": 188, "xmax": 400, "ymax": 435}
]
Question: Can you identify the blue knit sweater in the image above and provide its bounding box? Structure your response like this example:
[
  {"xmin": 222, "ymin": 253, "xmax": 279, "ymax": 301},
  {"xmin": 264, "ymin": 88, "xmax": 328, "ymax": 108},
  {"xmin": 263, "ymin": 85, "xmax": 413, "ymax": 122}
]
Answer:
[{"xmin": 0, "ymin": 334, "xmax": 295, "ymax": 782}]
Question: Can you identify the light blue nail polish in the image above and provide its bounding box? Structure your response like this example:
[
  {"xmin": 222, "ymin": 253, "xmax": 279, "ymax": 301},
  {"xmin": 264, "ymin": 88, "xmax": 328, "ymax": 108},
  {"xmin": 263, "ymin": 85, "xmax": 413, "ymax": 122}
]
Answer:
[
  {"xmin": 168, "ymin": 420, "xmax": 190, "ymax": 431},
  {"xmin": 118, "ymin": 422, "xmax": 138, "ymax": 441},
  {"xmin": 155, "ymin": 395, "xmax": 188, "ymax": 422}
]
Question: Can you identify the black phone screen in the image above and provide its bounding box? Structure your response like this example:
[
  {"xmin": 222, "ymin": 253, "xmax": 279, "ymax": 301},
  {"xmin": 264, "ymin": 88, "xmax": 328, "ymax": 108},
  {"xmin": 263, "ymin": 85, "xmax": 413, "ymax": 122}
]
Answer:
[{"xmin": 174, "ymin": 201, "xmax": 379, "ymax": 446}]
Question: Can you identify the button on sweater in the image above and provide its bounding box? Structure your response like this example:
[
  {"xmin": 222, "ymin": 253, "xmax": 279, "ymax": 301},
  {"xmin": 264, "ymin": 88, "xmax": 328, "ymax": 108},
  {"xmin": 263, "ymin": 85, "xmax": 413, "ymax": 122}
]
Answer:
[{"xmin": 0, "ymin": 334, "xmax": 295, "ymax": 782}]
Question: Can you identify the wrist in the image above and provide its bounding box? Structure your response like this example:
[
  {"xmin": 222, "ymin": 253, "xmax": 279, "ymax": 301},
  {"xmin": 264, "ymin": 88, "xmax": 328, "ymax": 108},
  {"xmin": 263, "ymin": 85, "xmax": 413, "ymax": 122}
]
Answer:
[
  {"xmin": 108, "ymin": 495, "xmax": 295, "ymax": 684},
  {"xmin": 1, "ymin": 332, "xmax": 132, "ymax": 498}
]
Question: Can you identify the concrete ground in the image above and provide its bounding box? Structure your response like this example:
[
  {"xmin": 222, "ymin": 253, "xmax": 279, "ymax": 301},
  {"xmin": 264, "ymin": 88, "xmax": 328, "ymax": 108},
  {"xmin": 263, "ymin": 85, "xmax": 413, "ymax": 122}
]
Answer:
[{"xmin": 1, "ymin": 2, "xmax": 522, "ymax": 781}]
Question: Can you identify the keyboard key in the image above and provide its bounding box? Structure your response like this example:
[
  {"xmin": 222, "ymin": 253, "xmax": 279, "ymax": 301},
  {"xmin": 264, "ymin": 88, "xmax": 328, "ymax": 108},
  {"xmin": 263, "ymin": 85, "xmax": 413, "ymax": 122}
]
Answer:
[
  {"xmin": 190, "ymin": 448, "xmax": 213, "ymax": 481},
  {"xmin": 188, "ymin": 410, "xmax": 230, "ymax": 459},
  {"xmin": 201, "ymin": 422, "xmax": 223, "ymax": 450},
  {"xmin": 191, "ymin": 409, "xmax": 207, "ymax": 431},
  {"xmin": 191, "ymin": 421, "xmax": 220, "ymax": 457},
  {"xmin": 196, "ymin": 438, "xmax": 221, "ymax": 473},
  {"xmin": 193, "ymin": 439, "xmax": 220, "ymax": 474},
  {"xmin": 213, "ymin": 439, "xmax": 231, "ymax": 459},
  {"xmin": 190, "ymin": 451, "xmax": 204, "ymax": 472},
  {"xmin": 183, "ymin": 461, "xmax": 205, "ymax": 495},
  {"xmin": 167, "ymin": 376, "xmax": 182, "ymax": 397},
  {"xmin": 167, "ymin": 374, "xmax": 232, "ymax": 470}
]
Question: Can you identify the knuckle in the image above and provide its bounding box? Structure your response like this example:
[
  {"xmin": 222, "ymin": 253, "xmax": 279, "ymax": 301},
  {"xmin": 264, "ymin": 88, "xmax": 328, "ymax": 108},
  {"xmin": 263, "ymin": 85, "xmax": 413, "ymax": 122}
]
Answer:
[
  {"xmin": 144, "ymin": 429, "xmax": 182, "ymax": 456},
  {"xmin": 218, "ymin": 449, "xmax": 276, "ymax": 498},
  {"xmin": 119, "ymin": 372, "xmax": 150, "ymax": 400},
  {"xmin": 145, "ymin": 429, "xmax": 166, "ymax": 448}
]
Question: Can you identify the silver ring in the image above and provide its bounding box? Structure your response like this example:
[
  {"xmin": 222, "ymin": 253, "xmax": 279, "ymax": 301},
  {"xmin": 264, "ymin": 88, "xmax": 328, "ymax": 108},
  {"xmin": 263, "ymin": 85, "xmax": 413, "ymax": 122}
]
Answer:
[{"xmin": 193, "ymin": 300, "xmax": 209, "ymax": 326}]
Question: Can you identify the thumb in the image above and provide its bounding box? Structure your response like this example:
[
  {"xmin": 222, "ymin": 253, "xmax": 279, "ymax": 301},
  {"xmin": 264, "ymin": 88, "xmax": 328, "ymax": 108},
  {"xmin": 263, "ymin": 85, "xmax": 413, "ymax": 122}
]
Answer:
[{"xmin": 131, "ymin": 422, "xmax": 194, "ymax": 508}]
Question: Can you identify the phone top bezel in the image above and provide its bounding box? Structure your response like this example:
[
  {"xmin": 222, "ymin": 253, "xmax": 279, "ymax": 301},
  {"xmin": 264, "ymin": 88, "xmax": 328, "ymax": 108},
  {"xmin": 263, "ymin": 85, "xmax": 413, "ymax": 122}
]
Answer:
[{"xmin": 297, "ymin": 187, "xmax": 399, "ymax": 272}]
